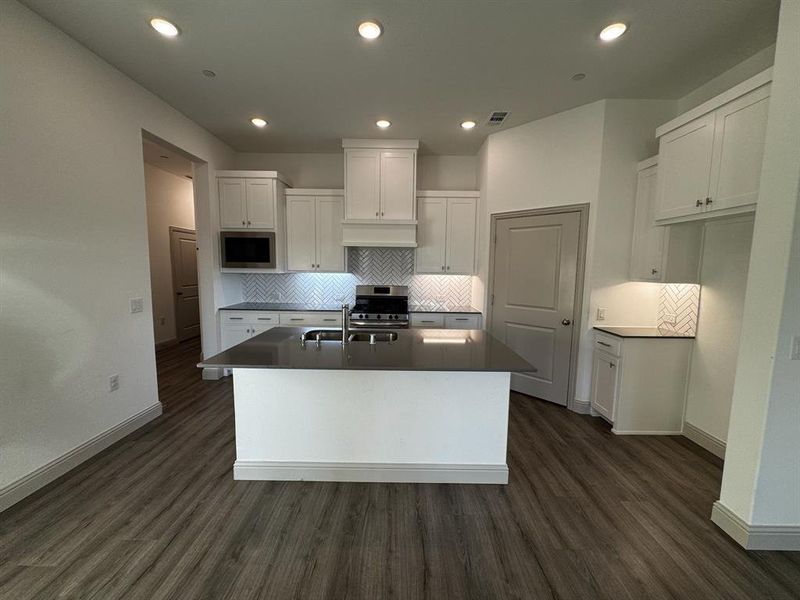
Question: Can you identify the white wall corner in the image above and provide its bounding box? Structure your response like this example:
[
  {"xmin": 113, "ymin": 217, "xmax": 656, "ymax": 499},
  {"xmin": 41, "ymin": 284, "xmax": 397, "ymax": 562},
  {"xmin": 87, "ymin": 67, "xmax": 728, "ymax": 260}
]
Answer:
[{"xmin": 711, "ymin": 501, "xmax": 800, "ymax": 551}]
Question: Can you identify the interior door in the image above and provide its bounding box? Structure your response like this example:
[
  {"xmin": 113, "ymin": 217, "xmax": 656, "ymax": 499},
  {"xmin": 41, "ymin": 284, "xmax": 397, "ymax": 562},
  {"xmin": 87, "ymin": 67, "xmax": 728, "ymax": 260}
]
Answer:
[
  {"xmin": 345, "ymin": 149, "xmax": 381, "ymax": 219},
  {"xmin": 415, "ymin": 197, "xmax": 447, "ymax": 273},
  {"xmin": 380, "ymin": 150, "xmax": 415, "ymax": 220},
  {"xmin": 655, "ymin": 113, "xmax": 715, "ymax": 221},
  {"xmin": 708, "ymin": 86, "xmax": 770, "ymax": 211},
  {"xmin": 315, "ymin": 196, "xmax": 345, "ymax": 272},
  {"xmin": 170, "ymin": 228, "xmax": 200, "ymax": 342},
  {"xmin": 445, "ymin": 197, "xmax": 477, "ymax": 274},
  {"xmin": 286, "ymin": 196, "xmax": 316, "ymax": 271},
  {"xmin": 245, "ymin": 179, "xmax": 275, "ymax": 228},
  {"xmin": 490, "ymin": 211, "xmax": 581, "ymax": 405}
]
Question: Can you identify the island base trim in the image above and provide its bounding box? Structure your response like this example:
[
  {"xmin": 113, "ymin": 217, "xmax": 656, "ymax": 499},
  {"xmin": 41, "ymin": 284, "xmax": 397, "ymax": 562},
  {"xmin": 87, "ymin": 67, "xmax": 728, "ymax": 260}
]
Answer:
[{"xmin": 234, "ymin": 460, "xmax": 509, "ymax": 484}]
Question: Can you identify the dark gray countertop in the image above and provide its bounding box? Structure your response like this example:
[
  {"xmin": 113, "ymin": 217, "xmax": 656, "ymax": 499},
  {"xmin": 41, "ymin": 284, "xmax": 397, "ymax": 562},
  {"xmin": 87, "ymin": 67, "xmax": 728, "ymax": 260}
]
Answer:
[
  {"xmin": 594, "ymin": 326, "xmax": 695, "ymax": 339},
  {"xmin": 200, "ymin": 326, "xmax": 535, "ymax": 372},
  {"xmin": 221, "ymin": 302, "xmax": 482, "ymax": 314}
]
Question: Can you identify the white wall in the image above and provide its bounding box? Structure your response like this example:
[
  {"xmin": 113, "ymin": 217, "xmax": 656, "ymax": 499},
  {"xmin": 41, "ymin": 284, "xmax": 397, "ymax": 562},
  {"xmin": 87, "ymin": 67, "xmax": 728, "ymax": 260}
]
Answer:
[
  {"xmin": 0, "ymin": 1, "xmax": 235, "ymax": 508},
  {"xmin": 684, "ymin": 216, "xmax": 754, "ymax": 444},
  {"xmin": 144, "ymin": 163, "xmax": 196, "ymax": 345},
  {"xmin": 476, "ymin": 99, "xmax": 675, "ymax": 405},
  {"xmin": 235, "ymin": 152, "xmax": 478, "ymax": 190}
]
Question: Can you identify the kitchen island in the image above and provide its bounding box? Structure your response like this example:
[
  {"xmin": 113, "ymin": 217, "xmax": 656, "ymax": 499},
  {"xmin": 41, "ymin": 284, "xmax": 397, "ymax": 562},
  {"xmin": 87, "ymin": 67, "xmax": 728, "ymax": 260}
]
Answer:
[{"xmin": 201, "ymin": 326, "xmax": 535, "ymax": 484}]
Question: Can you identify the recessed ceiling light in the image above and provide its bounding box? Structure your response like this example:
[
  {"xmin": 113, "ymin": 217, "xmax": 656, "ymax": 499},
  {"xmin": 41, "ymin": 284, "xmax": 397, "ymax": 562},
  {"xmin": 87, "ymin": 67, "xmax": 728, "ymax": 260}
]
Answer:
[
  {"xmin": 150, "ymin": 18, "xmax": 179, "ymax": 38},
  {"xmin": 250, "ymin": 117, "xmax": 268, "ymax": 128},
  {"xmin": 376, "ymin": 119, "xmax": 391, "ymax": 129},
  {"xmin": 599, "ymin": 22, "xmax": 627, "ymax": 42},
  {"xmin": 202, "ymin": 69, "xmax": 216, "ymax": 78},
  {"xmin": 461, "ymin": 120, "xmax": 476, "ymax": 130},
  {"xmin": 358, "ymin": 20, "xmax": 383, "ymax": 39},
  {"xmin": 571, "ymin": 73, "xmax": 586, "ymax": 81}
]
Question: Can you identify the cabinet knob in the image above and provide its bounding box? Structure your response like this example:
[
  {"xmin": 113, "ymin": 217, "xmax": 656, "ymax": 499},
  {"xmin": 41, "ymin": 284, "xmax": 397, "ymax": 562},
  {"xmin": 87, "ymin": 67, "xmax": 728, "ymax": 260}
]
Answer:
[
  {"xmin": 375, "ymin": 211, "xmax": 379, "ymax": 217},
  {"xmin": 609, "ymin": 362, "xmax": 615, "ymax": 368},
  {"xmin": 446, "ymin": 266, "xmax": 450, "ymax": 271},
  {"xmin": 381, "ymin": 211, "xmax": 384, "ymax": 216},
  {"xmin": 242, "ymin": 220, "xmax": 246, "ymax": 225},
  {"xmin": 705, "ymin": 197, "xmax": 713, "ymax": 205},
  {"xmin": 695, "ymin": 199, "xmax": 703, "ymax": 208},
  {"xmin": 441, "ymin": 266, "xmax": 445, "ymax": 271},
  {"xmin": 247, "ymin": 220, "xmax": 252, "ymax": 225},
  {"xmin": 651, "ymin": 268, "xmax": 659, "ymax": 275}
]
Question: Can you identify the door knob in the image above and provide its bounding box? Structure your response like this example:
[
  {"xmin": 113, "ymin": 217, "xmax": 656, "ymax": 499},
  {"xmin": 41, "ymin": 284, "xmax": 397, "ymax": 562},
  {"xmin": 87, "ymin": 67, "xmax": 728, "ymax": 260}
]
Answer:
[{"xmin": 561, "ymin": 319, "xmax": 571, "ymax": 326}]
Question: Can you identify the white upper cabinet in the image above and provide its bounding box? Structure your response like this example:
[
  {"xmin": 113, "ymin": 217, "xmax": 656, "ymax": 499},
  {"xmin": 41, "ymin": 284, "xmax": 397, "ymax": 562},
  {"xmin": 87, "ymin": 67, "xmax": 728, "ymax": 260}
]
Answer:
[
  {"xmin": 342, "ymin": 139, "xmax": 418, "ymax": 223},
  {"xmin": 286, "ymin": 190, "xmax": 345, "ymax": 273},
  {"xmin": 344, "ymin": 149, "xmax": 381, "ymax": 220},
  {"xmin": 654, "ymin": 71, "xmax": 771, "ymax": 224},
  {"xmin": 380, "ymin": 150, "xmax": 416, "ymax": 220},
  {"xmin": 415, "ymin": 192, "xmax": 477, "ymax": 275},
  {"xmin": 218, "ymin": 172, "xmax": 288, "ymax": 230}
]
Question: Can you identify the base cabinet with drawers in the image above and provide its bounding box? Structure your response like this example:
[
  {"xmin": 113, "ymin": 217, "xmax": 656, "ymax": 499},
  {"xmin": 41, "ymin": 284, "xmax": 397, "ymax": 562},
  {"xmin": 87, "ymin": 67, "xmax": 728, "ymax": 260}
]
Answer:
[
  {"xmin": 410, "ymin": 313, "xmax": 482, "ymax": 330},
  {"xmin": 220, "ymin": 310, "xmax": 342, "ymax": 351},
  {"xmin": 590, "ymin": 331, "xmax": 693, "ymax": 435}
]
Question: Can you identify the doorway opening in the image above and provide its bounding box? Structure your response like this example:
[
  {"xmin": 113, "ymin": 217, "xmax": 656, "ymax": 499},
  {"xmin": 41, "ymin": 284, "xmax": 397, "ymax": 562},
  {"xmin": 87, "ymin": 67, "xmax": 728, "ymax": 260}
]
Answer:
[
  {"xmin": 487, "ymin": 204, "xmax": 589, "ymax": 407},
  {"xmin": 142, "ymin": 135, "xmax": 201, "ymax": 351}
]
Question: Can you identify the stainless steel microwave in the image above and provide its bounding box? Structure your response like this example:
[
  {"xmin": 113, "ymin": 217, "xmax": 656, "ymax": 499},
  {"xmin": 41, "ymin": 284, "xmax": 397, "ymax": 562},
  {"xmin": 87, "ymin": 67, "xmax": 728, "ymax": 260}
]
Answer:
[{"xmin": 220, "ymin": 231, "xmax": 276, "ymax": 269}]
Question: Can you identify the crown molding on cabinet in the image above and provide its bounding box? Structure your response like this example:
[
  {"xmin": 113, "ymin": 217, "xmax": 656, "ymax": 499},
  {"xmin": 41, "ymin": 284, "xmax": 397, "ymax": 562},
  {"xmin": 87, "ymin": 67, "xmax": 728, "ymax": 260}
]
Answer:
[
  {"xmin": 342, "ymin": 138, "xmax": 419, "ymax": 149},
  {"xmin": 417, "ymin": 190, "xmax": 479, "ymax": 198},
  {"xmin": 286, "ymin": 188, "xmax": 344, "ymax": 196},
  {"xmin": 216, "ymin": 170, "xmax": 293, "ymax": 187}
]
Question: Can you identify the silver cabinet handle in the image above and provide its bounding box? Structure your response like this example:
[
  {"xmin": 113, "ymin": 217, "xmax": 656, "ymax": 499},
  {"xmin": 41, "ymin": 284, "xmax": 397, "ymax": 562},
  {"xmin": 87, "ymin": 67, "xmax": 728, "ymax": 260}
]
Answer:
[
  {"xmin": 651, "ymin": 268, "xmax": 659, "ymax": 275},
  {"xmin": 247, "ymin": 220, "xmax": 252, "ymax": 225},
  {"xmin": 597, "ymin": 341, "xmax": 611, "ymax": 347},
  {"xmin": 446, "ymin": 266, "xmax": 450, "ymax": 271},
  {"xmin": 229, "ymin": 317, "xmax": 244, "ymax": 320},
  {"xmin": 381, "ymin": 211, "xmax": 384, "ymax": 216},
  {"xmin": 705, "ymin": 197, "xmax": 713, "ymax": 206},
  {"xmin": 242, "ymin": 220, "xmax": 246, "ymax": 225},
  {"xmin": 695, "ymin": 199, "xmax": 703, "ymax": 208},
  {"xmin": 290, "ymin": 318, "xmax": 304, "ymax": 321},
  {"xmin": 323, "ymin": 318, "xmax": 336, "ymax": 322},
  {"xmin": 257, "ymin": 317, "xmax": 272, "ymax": 321},
  {"xmin": 421, "ymin": 320, "xmax": 435, "ymax": 323},
  {"xmin": 609, "ymin": 363, "xmax": 615, "ymax": 368},
  {"xmin": 441, "ymin": 266, "xmax": 445, "ymax": 271},
  {"xmin": 455, "ymin": 318, "xmax": 468, "ymax": 321},
  {"xmin": 375, "ymin": 211, "xmax": 379, "ymax": 217}
]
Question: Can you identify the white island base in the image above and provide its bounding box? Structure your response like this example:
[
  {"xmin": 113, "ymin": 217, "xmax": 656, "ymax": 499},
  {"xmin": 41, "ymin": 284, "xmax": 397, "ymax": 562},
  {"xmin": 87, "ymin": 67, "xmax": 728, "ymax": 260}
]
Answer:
[{"xmin": 232, "ymin": 369, "xmax": 511, "ymax": 484}]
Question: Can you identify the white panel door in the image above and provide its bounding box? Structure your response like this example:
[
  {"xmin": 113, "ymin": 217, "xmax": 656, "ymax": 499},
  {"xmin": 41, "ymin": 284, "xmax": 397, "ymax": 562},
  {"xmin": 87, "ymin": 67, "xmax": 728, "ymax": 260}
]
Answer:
[
  {"xmin": 630, "ymin": 165, "xmax": 666, "ymax": 280},
  {"xmin": 708, "ymin": 86, "xmax": 770, "ymax": 212},
  {"xmin": 169, "ymin": 228, "xmax": 200, "ymax": 342},
  {"xmin": 286, "ymin": 196, "xmax": 316, "ymax": 271},
  {"xmin": 316, "ymin": 196, "xmax": 345, "ymax": 272},
  {"xmin": 245, "ymin": 179, "xmax": 275, "ymax": 229},
  {"xmin": 345, "ymin": 149, "xmax": 381, "ymax": 220},
  {"xmin": 590, "ymin": 352, "xmax": 619, "ymax": 421},
  {"xmin": 221, "ymin": 324, "xmax": 252, "ymax": 351},
  {"xmin": 218, "ymin": 178, "xmax": 247, "ymax": 229},
  {"xmin": 655, "ymin": 113, "xmax": 715, "ymax": 221},
  {"xmin": 380, "ymin": 150, "xmax": 415, "ymax": 220},
  {"xmin": 415, "ymin": 197, "xmax": 447, "ymax": 273},
  {"xmin": 445, "ymin": 197, "xmax": 477, "ymax": 274},
  {"xmin": 490, "ymin": 211, "xmax": 581, "ymax": 405}
]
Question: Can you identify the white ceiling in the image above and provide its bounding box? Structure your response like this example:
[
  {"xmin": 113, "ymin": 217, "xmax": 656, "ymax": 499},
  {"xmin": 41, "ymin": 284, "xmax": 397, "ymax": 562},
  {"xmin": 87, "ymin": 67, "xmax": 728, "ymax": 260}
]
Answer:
[
  {"xmin": 142, "ymin": 138, "xmax": 194, "ymax": 179},
  {"xmin": 23, "ymin": 0, "xmax": 778, "ymax": 155}
]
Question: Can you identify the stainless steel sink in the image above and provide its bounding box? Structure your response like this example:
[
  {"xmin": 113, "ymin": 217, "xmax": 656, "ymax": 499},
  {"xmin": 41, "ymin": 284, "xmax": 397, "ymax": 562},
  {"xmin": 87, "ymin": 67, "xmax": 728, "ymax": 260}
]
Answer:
[
  {"xmin": 301, "ymin": 330, "xmax": 344, "ymax": 343},
  {"xmin": 348, "ymin": 331, "xmax": 398, "ymax": 343}
]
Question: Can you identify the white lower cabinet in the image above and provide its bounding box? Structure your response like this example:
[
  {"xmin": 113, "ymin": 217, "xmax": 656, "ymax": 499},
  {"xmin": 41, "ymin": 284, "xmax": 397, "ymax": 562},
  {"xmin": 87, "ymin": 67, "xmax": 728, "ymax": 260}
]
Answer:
[
  {"xmin": 410, "ymin": 313, "xmax": 482, "ymax": 329},
  {"xmin": 279, "ymin": 312, "xmax": 342, "ymax": 327},
  {"xmin": 590, "ymin": 331, "xmax": 692, "ymax": 434},
  {"xmin": 220, "ymin": 311, "xmax": 280, "ymax": 351}
]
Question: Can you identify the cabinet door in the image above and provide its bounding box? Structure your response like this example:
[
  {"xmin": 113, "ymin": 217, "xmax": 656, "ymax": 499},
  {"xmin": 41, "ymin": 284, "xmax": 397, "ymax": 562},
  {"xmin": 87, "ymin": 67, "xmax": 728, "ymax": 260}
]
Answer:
[
  {"xmin": 250, "ymin": 323, "xmax": 277, "ymax": 336},
  {"xmin": 630, "ymin": 165, "xmax": 666, "ymax": 280},
  {"xmin": 316, "ymin": 196, "xmax": 345, "ymax": 272},
  {"xmin": 410, "ymin": 314, "xmax": 446, "ymax": 328},
  {"xmin": 380, "ymin": 150, "xmax": 416, "ymax": 220},
  {"xmin": 345, "ymin": 149, "xmax": 381, "ymax": 220},
  {"xmin": 221, "ymin": 323, "xmax": 252, "ymax": 351},
  {"xmin": 445, "ymin": 198, "xmax": 477, "ymax": 274},
  {"xmin": 286, "ymin": 196, "xmax": 316, "ymax": 271},
  {"xmin": 245, "ymin": 179, "xmax": 275, "ymax": 229},
  {"xmin": 590, "ymin": 352, "xmax": 620, "ymax": 421},
  {"xmin": 708, "ymin": 85, "xmax": 770, "ymax": 212},
  {"xmin": 445, "ymin": 314, "xmax": 481, "ymax": 329},
  {"xmin": 218, "ymin": 178, "xmax": 247, "ymax": 229},
  {"xmin": 415, "ymin": 197, "xmax": 447, "ymax": 273},
  {"xmin": 655, "ymin": 113, "xmax": 715, "ymax": 221}
]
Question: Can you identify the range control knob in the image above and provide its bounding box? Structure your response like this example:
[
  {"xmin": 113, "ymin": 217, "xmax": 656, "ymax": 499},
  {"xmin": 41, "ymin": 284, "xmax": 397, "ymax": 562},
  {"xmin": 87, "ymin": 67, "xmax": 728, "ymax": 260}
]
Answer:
[
  {"xmin": 359, "ymin": 314, "xmax": 364, "ymax": 319},
  {"xmin": 376, "ymin": 314, "xmax": 382, "ymax": 319}
]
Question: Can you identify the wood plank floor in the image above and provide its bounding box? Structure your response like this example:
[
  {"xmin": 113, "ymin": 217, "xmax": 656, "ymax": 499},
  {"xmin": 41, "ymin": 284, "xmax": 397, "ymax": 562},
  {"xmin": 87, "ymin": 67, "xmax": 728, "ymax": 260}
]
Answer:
[{"xmin": 1, "ymin": 338, "xmax": 799, "ymax": 599}]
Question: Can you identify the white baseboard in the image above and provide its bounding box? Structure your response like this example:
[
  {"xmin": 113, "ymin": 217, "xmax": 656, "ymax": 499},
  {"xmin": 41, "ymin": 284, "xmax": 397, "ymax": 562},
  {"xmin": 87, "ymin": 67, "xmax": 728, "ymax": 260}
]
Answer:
[
  {"xmin": 711, "ymin": 501, "xmax": 800, "ymax": 551},
  {"xmin": 0, "ymin": 402, "xmax": 162, "ymax": 513},
  {"xmin": 233, "ymin": 460, "xmax": 509, "ymax": 484},
  {"xmin": 570, "ymin": 397, "xmax": 592, "ymax": 414},
  {"xmin": 155, "ymin": 338, "xmax": 178, "ymax": 350},
  {"xmin": 683, "ymin": 421, "xmax": 726, "ymax": 459},
  {"xmin": 202, "ymin": 367, "xmax": 224, "ymax": 380},
  {"xmin": 611, "ymin": 428, "xmax": 683, "ymax": 435}
]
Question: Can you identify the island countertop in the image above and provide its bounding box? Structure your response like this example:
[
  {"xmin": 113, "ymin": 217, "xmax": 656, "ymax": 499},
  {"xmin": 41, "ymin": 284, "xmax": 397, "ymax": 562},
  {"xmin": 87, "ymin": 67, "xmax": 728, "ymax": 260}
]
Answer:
[{"xmin": 200, "ymin": 326, "xmax": 535, "ymax": 373}]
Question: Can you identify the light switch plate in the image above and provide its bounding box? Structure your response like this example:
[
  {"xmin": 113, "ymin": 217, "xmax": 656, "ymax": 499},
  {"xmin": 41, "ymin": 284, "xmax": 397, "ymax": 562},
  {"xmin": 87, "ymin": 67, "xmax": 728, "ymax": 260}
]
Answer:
[
  {"xmin": 129, "ymin": 297, "xmax": 144, "ymax": 314},
  {"xmin": 791, "ymin": 335, "xmax": 800, "ymax": 360},
  {"xmin": 596, "ymin": 307, "xmax": 607, "ymax": 321},
  {"xmin": 109, "ymin": 374, "xmax": 119, "ymax": 392}
]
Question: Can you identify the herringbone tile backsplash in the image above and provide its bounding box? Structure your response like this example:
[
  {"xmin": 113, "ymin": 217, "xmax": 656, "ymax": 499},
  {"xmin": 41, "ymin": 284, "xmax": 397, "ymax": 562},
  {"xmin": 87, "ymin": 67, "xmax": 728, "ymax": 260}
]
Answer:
[
  {"xmin": 242, "ymin": 248, "xmax": 473, "ymax": 308},
  {"xmin": 658, "ymin": 283, "xmax": 701, "ymax": 335}
]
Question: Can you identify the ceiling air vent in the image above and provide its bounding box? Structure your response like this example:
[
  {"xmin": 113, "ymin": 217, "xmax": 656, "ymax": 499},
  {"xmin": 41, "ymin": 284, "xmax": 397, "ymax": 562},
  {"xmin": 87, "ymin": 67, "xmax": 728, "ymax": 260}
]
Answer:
[{"xmin": 486, "ymin": 111, "xmax": 510, "ymax": 126}]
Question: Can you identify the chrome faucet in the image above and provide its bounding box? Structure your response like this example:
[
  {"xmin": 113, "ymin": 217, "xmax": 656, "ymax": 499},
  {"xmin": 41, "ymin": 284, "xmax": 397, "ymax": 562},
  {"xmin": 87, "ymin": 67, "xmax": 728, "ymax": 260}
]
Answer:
[{"xmin": 341, "ymin": 303, "xmax": 350, "ymax": 345}]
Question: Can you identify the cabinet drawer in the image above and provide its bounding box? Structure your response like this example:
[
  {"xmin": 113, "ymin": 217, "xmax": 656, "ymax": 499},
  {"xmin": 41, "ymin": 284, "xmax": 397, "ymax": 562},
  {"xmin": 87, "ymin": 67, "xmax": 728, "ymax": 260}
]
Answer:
[
  {"xmin": 279, "ymin": 312, "xmax": 342, "ymax": 326},
  {"xmin": 445, "ymin": 314, "xmax": 481, "ymax": 329},
  {"xmin": 220, "ymin": 311, "xmax": 279, "ymax": 325},
  {"xmin": 594, "ymin": 334, "xmax": 622, "ymax": 357},
  {"xmin": 410, "ymin": 314, "xmax": 446, "ymax": 328}
]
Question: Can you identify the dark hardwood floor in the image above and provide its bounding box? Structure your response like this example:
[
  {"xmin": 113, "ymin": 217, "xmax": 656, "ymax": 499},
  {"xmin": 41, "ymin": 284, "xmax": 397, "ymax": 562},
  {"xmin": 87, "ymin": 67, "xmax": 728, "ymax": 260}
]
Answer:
[{"xmin": 1, "ymin": 338, "xmax": 798, "ymax": 599}]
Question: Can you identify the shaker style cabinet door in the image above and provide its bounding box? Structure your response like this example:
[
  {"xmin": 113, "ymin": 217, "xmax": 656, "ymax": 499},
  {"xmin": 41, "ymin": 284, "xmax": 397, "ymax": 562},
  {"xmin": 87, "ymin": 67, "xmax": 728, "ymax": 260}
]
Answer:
[
  {"xmin": 219, "ymin": 178, "xmax": 247, "ymax": 229},
  {"xmin": 286, "ymin": 196, "xmax": 317, "ymax": 271},
  {"xmin": 630, "ymin": 165, "xmax": 666, "ymax": 281},
  {"xmin": 345, "ymin": 149, "xmax": 381, "ymax": 220},
  {"xmin": 655, "ymin": 113, "xmax": 715, "ymax": 221},
  {"xmin": 315, "ymin": 196, "xmax": 345, "ymax": 272},
  {"xmin": 415, "ymin": 197, "xmax": 448, "ymax": 273},
  {"xmin": 445, "ymin": 197, "xmax": 477, "ymax": 274},
  {"xmin": 379, "ymin": 150, "xmax": 416, "ymax": 220},
  {"xmin": 245, "ymin": 179, "xmax": 275, "ymax": 229},
  {"xmin": 590, "ymin": 352, "xmax": 620, "ymax": 421}
]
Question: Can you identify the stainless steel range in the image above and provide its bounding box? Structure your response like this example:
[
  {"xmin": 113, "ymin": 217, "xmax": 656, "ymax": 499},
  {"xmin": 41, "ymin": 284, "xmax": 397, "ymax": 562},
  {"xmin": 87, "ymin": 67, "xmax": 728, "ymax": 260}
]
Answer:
[{"xmin": 349, "ymin": 285, "xmax": 409, "ymax": 329}]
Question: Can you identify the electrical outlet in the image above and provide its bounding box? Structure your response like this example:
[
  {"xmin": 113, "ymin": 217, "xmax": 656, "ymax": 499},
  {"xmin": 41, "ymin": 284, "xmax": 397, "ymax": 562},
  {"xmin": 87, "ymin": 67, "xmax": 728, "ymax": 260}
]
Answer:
[
  {"xmin": 791, "ymin": 335, "xmax": 800, "ymax": 360},
  {"xmin": 596, "ymin": 307, "xmax": 607, "ymax": 321},
  {"xmin": 109, "ymin": 374, "xmax": 120, "ymax": 392},
  {"xmin": 129, "ymin": 297, "xmax": 144, "ymax": 314},
  {"xmin": 664, "ymin": 313, "xmax": 677, "ymax": 324}
]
